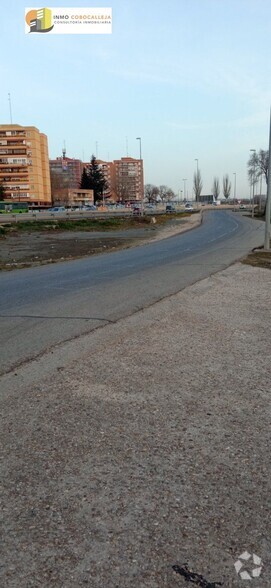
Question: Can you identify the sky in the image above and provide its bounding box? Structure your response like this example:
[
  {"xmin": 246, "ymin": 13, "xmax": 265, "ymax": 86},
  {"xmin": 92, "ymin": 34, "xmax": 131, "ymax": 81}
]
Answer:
[{"xmin": 1, "ymin": 0, "xmax": 271, "ymax": 199}]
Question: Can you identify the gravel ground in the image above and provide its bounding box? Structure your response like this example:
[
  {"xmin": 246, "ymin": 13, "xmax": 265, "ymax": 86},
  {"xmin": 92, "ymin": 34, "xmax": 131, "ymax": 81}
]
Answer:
[
  {"xmin": 0, "ymin": 214, "xmax": 201, "ymax": 270},
  {"xmin": 1, "ymin": 262, "xmax": 271, "ymax": 587}
]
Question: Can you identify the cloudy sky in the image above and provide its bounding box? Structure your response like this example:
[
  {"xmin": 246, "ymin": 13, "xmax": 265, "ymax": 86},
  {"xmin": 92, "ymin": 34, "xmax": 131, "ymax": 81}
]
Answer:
[{"xmin": 1, "ymin": 0, "xmax": 270, "ymax": 198}]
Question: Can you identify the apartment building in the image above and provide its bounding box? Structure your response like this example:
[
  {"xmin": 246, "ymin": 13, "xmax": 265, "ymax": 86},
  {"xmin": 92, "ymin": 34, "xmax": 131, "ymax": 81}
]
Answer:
[
  {"xmin": 50, "ymin": 155, "xmax": 83, "ymax": 189},
  {"xmin": 95, "ymin": 160, "xmax": 116, "ymax": 200},
  {"xmin": 0, "ymin": 124, "xmax": 51, "ymax": 206},
  {"xmin": 113, "ymin": 157, "xmax": 144, "ymax": 202}
]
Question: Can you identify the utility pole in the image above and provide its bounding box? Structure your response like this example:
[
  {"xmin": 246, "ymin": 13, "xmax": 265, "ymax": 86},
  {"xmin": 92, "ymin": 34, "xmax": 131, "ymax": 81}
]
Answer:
[
  {"xmin": 264, "ymin": 109, "xmax": 271, "ymax": 250},
  {"xmin": 136, "ymin": 137, "xmax": 143, "ymax": 215},
  {"xmin": 250, "ymin": 149, "xmax": 256, "ymax": 218}
]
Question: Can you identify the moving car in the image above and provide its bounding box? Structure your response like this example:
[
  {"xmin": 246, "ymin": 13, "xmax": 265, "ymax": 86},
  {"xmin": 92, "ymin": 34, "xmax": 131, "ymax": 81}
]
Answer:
[{"xmin": 166, "ymin": 204, "xmax": 176, "ymax": 213}]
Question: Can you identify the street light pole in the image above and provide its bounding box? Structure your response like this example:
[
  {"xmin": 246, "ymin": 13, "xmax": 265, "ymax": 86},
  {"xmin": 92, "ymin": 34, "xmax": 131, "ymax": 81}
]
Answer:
[
  {"xmin": 233, "ymin": 172, "xmax": 236, "ymax": 209},
  {"xmin": 136, "ymin": 137, "xmax": 143, "ymax": 215},
  {"xmin": 250, "ymin": 149, "xmax": 256, "ymax": 218},
  {"xmin": 264, "ymin": 109, "xmax": 271, "ymax": 250}
]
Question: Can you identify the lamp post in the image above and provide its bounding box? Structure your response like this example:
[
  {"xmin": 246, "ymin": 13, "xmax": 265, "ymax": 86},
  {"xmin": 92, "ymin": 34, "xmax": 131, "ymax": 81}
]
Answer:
[
  {"xmin": 233, "ymin": 172, "xmax": 236, "ymax": 209},
  {"xmin": 264, "ymin": 108, "xmax": 271, "ymax": 250},
  {"xmin": 183, "ymin": 178, "xmax": 187, "ymax": 201},
  {"xmin": 136, "ymin": 137, "xmax": 143, "ymax": 215},
  {"xmin": 250, "ymin": 149, "xmax": 256, "ymax": 218}
]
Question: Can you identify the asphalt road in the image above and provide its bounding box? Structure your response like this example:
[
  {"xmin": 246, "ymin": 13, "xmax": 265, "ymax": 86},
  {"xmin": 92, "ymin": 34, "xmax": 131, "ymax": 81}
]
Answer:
[{"xmin": 0, "ymin": 211, "xmax": 264, "ymax": 374}]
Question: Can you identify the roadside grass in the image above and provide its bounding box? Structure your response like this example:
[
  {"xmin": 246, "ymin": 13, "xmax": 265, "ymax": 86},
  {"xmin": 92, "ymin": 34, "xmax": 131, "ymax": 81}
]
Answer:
[
  {"xmin": 0, "ymin": 211, "xmax": 191, "ymax": 234},
  {"xmin": 242, "ymin": 247, "xmax": 271, "ymax": 270}
]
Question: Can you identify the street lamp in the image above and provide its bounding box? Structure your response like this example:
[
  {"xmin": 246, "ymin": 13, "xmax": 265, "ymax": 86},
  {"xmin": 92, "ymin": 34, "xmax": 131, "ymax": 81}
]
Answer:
[
  {"xmin": 250, "ymin": 149, "xmax": 256, "ymax": 218},
  {"xmin": 182, "ymin": 178, "xmax": 187, "ymax": 201},
  {"xmin": 264, "ymin": 108, "xmax": 271, "ymax": 250},
  {"xmin": 233, "ymin": 172, "xmax": 236, "ymax": 209},
  {"xmin": 136, "ymin": 137, "xmax": 143, "ymax": 215}
]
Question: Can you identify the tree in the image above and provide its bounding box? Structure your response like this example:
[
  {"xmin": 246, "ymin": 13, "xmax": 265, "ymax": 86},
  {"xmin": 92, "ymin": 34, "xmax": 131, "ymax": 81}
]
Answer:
[
  {"xmin": 165, "ymin": 188, "xmax": 175, "ymax": 202},
  {"xmin": 0, "ymin": 182, "xmax": 5, "ymax": 201},
  {"xmin": 80, "ymin": 168, "xmax": 91, "ymax": 189},
  {"xmin": 223, "ymin": 174, "xmax": 231, "ymax": 199},
  {"xmin": 50, "ymin": 169, "xmax": 70, "ymax": 205},
  {"xmin": 193, "ymin": 170, "xmax": 203, "ymax": 202},
  {"xmin": 247, "ymin": 149, "xmax": 268, "ymax": 187},
  {"xmin": 212, "ymin": 177, "xmax": 220, "ymax": 200},
  {"xmin": 144, "ymin": 184, "xmax": 159, "ymax": 203},
  {"xmin": 81, "ymin": 155, "xmax": 108, "ymax": 204},
  {"xmin": 158, "ymin": 185, "xmax": 168, "ymax": 202}
]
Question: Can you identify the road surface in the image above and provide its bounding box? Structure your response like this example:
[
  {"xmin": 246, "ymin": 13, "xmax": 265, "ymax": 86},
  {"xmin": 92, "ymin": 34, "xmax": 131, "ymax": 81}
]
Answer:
[{"xmin": 0, "ymin": 211, "xmax": 264, "ymax": 374}]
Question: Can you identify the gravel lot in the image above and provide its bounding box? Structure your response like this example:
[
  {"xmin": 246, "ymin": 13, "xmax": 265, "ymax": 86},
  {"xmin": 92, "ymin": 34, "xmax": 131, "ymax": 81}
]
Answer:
[
  {"xmin": 1, "ymin": 261, "xmax": 271, "ymax": 587},
  {"xmin": 0, "ymin": 214, "xmax": 200, "ymax": 270}
]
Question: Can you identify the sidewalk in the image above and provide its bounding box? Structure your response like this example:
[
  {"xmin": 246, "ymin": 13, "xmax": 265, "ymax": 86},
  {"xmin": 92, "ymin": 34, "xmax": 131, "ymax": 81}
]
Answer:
[{"xmin": 1, "ymin": 260, "xmax": 270, "ymax": 587}]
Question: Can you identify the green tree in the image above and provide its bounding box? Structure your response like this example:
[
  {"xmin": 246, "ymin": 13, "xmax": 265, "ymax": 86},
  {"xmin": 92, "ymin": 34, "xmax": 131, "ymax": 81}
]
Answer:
[
  {"xmin": 0, "ymin": 182, "xmax": 6, "ymax": 201},
  {"xmin": 80, "ymin": 155, "xmax": 108, "ymax": 204}
]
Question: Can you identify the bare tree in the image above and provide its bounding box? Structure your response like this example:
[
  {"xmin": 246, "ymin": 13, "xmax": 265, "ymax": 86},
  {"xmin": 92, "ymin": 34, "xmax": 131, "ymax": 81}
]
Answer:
[
  {"xmin": 193, "ymin": 170, "xmax": 203, "ymax": 202},
  {"xmin": 158, "ymin": 185, "xmax": 168, "ymax": 202},
  {"xmin": 212, "ymin": 177, "xmax": 220, "ymax": 200},
  {"xmin": 144, "ymin": 184, "xmax": 159, "ymax": 203},
  {"xmin": 165, "ymin": 188, "xmax": 175, "ymax": 202},
  {"xmin": 117, "ymin": 178, "xmax": 130, "ymax": 202},
  {"xmin": 223, "ymin": 174, "xmax": 231, "ymax": 200},
  {"xmin": 50, "ymin": 170, "xmax": 70, "ymax": 205},
  {"xmin": 247, "ymin": 149, "xmax": 268, "ymax": 186}
]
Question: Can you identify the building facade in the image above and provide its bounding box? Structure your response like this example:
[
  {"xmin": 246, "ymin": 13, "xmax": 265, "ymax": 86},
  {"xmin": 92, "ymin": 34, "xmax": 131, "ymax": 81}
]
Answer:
[
  {"xmin": 113, "ymin": 157, "xmax": 144, "ymax": 202},
  {"xmin": 0, "ymin": 124, "xmax": 51, "ymax": 206}
]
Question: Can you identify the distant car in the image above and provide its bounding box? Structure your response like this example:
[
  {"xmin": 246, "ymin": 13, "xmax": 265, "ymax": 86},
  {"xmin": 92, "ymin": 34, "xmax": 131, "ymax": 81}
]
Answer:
[
  {"xmin": 239, "ymin": 204, "xmax": 247, "ymax": 210},
  {"xmin": 48, "ymin": 206, "xmax": 66, "ymax": 213},
  {"xmin": 132, "ymin": 205, "xmax": 142, "ymax": 216},
  {"xmin": 184, "ymin": 204, "xmax": 193, "ymax": 211},
  {"xmin": 83, "ymin": 205, "xmax": 96, "ymax": 211},
  {"xmin": 145, "ymin": 203, "xmax": 156, "ymax": 209},
  {"xmin": 166, "ymin": 204, "xmax": 176, "ymax": 213}
]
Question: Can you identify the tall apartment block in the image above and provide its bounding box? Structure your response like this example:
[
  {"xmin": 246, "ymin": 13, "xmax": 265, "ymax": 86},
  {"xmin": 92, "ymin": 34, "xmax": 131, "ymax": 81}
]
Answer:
[
  {"xmin": 50, "ymin": 153, "xmax": 84, "ymax": 190},
  {"xmin": 0, "ymin": 124, "xmax": 51, "ymax": 206},
  {"xmin": 113, "ymin": 157, "xmax": 144, "ymax": 202}
]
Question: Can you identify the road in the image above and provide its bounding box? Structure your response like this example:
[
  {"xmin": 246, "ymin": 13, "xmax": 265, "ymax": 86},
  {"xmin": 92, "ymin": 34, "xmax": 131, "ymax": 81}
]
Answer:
[{"xmin": 0, "ymin": 211, "xmax": 264, "ymax": 374}]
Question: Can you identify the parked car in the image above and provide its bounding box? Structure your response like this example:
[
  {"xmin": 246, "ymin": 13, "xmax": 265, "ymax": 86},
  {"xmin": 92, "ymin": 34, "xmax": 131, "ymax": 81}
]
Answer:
[
  {"xmin": 184, "ymin": 204, "xmax": 193, "ymax": 211},
  {"xmin": 166, "ymin": 204, "xmax": 176, "ymax": 213},
  {"xmin": 83, "ymin": 205, "xmax": 96, "ymax": 211},
  {"xmin": 48, "ymin": 206, "xmax": 66, "ymax": 213},
  {"xmin": 132, "ymin": 205, "xmax": 142, "ymax": 215}
]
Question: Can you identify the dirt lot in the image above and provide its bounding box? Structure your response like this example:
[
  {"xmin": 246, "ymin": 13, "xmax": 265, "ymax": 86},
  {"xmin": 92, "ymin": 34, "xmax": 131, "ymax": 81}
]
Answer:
[{"xmin": 0, "ymin": 214, "xmax": 199, "ymax": 270}]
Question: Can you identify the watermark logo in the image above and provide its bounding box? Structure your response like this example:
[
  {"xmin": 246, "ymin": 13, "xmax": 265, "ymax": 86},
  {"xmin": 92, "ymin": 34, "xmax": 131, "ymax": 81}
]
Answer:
[
  {"xmin": 25, "ymin": 7, "xmax": 112, "ymax": 34},
  {"xmin": 234, "ymin": 551, "xmax": 262, "ymax": 580},
  {"xmin": 25, "ymin": 8, "xmax": 54, "ymax": 33}
]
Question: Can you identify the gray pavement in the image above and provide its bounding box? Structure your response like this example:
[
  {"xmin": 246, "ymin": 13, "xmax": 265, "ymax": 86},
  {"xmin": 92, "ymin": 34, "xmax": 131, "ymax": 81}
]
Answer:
[{"xmin": 1, "ymin": 261, "xmax": 271, "ymax": 587}]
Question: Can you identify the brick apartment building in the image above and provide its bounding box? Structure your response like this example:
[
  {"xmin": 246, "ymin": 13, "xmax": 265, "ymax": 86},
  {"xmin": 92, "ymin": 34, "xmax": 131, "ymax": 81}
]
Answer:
[
  {"xmin": 50, "ymin": 153, "xmax": 144, "ymax": 204},
  {"xmin": 113, "ymin": 157, "xmax": 144, "ymax": 202},
  {"xmin": 0, "ymin": 124, "xmax": 51, "ymax": 206}
]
